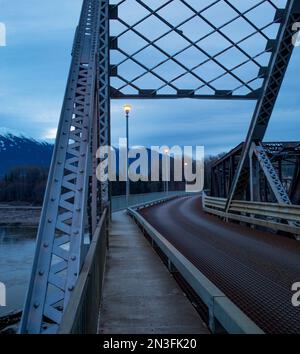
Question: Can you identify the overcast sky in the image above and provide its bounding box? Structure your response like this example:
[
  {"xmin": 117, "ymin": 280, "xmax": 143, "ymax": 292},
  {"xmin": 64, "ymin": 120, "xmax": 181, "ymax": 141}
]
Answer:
[{"xmin": 0, "ymin": 0, "xmax": 299, "ymax": 156}]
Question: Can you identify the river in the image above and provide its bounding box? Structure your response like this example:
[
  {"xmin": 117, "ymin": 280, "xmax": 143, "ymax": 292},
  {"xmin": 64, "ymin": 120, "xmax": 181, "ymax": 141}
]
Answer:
[{"xmin": 0, "ymin": 227, "xmax": 36, "ymax": 317}]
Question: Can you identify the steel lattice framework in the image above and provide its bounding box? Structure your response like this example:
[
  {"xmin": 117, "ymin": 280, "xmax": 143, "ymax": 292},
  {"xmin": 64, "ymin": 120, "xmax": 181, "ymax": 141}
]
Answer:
[
  {"xmin": 110, "ymin": 0, "xmax": 295, "ymax": 100},
  {"xmin": 20, "ymin": 0, "xmax": 110, "ymax": 334},
  {"xmin": 20, "ymin": 0, "xmax": 300, "ymax": 333},
  {"xmin": 226, "ymin": 0, "xmax": 300, "ymax": 208},
  {"xmin": 211, "ymin": 141, "xmax": 300, "ymax": 203}
]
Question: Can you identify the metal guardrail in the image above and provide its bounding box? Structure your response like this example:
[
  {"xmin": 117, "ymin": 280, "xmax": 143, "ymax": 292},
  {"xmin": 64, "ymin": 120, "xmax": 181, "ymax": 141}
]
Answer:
[
  {"xmin": 111, "ymin": 191, "xmax": 189, "ymax": 211},
  {"xmin": 58, "ymin": 193, "xmax": 187, "ymax": 333},
  {"xmin": 203, "ymin": 195, "xmax": 300, "ymax": 239},
  {"xmin": 128, "ymin": 201, "xmax": 264, "ymax": 334},
  {"xmin": 58, "ymin": 208, "xmax": 109, "ymax": 334},
  {"xmin": 130, "ymin": 194, "xmax": 184, "ymax": 211}
]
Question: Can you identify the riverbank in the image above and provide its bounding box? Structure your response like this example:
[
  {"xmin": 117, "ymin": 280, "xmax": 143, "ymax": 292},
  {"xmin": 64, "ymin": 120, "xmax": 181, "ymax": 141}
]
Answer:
[
  {"xmin": 0, "ymin": 311, "xmax": 21, "ymax": 334},
  {"xmin": 0, "ymin": 205, "xmax": 41, "ymax": 226}
]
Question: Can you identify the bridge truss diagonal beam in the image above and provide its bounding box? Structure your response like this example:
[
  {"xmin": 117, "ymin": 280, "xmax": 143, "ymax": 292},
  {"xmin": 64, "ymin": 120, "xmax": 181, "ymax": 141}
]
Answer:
[
  {"xmin": 19, "ymin": 0, "xmax": 300, "ymax": 335},
  {"xmin": 225, "ymin": 0, "xmax": 300, "ymax": 211},
  {"xmin": 109, "ymin": 0, "xmax": 293, "ymax": 100},
  {"xmin": 20, "ymin": 0, "xmax": 110, "ymax": 334}
]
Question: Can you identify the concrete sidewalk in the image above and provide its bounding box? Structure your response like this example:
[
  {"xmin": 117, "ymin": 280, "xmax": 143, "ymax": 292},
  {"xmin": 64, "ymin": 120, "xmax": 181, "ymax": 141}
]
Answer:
[{"xmin": 98, "ymin": 211, "xmax": 208, "ymax": 334}]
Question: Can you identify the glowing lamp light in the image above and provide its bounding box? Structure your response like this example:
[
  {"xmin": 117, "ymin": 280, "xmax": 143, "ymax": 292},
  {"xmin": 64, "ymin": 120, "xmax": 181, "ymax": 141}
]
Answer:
[{"xmin": 123, "ymin": 104, "xmax": 132, "ymax": 115}]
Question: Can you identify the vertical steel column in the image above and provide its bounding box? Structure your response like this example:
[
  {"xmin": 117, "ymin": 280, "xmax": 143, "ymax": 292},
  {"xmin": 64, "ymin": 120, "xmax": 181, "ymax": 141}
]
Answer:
[
  {"xmin": 90, "ymin": 90, "xmax": 100, "ymax": 236},
  {"xmin": 249, "ymin": 145, "xmax": 260, "ymax": 202},
  {"xmin": 98, "ymin": 0, "xmax": 111, "ymax": 213},
  {"xmin": 210, "ymin": 167, "xmax": 216, "ymax": 197},
  {"xmin": 20, "ymin": 0, "xmax": 103, "ymax": 334},
  {"xmin": 291, "ymin": 157, "xmax": 300, "ymax": 204},
  {"xmin": 126, "ymin": 112, "xmax": 129, "ymax": 204},
  {"xmin": 226, "ymin": 0, "xmax": 300, "ymax": 211}
]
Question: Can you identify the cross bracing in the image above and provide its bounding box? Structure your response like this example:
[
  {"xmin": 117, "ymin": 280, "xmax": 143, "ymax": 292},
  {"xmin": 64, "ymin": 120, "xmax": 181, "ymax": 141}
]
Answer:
[
  {"xmin": 19, "ymin": 0, "xmax": 300, "ymax": 334},
  {"xmin": 109, "ymin": 0, "xmax": 290, "ymax": 99}
]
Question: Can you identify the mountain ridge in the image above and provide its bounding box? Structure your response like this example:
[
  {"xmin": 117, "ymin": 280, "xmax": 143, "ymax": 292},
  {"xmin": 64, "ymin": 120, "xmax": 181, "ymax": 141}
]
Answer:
[{"xmin": 0, "ymin": 134, "xmax": 53, "ymax": 177}]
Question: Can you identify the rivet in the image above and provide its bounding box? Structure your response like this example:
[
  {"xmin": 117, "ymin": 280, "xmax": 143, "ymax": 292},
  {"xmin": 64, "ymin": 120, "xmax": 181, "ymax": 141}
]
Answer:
[
  {"xmin": 43, "ymin": 242, "xmax": 49, "ymax": 248},
  {"xmin": 33, "ymin": 302, "xmax": 40, "ymax": 309},
  {"xmin": 71, "ymin": 255, "xmax": 76, "ymax": 261},
  {"xmin": 68, "ymin": 286, "xmax": 74, "ymax": 291},
  {"xmin": 38, "ymin": 270, "xmax": 44, "ymax": 276}
]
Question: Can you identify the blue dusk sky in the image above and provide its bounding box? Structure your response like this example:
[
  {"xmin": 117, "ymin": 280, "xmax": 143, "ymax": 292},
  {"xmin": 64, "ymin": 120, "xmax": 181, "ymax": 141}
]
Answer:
[{"xmin": 0, "ymin": 0, "xmax": 299, "ymax": 156}]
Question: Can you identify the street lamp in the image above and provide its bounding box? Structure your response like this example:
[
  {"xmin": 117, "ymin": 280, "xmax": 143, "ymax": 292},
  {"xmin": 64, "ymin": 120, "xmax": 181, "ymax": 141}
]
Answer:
[
  {"xmin": 123, "ymin": 104, "xmax": 132, "ymax": 205},
  {"xmin": 163, "ymin": 148, "xmax": 169, "ymax": 195}
]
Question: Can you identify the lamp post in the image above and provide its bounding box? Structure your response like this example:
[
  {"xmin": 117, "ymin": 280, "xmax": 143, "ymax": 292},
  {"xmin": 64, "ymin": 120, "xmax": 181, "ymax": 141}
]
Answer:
[
  {"xmin": 163, "ymin": 148, "xmax": 169, "ymax": 195},
  {"xmin": 123, "ymin": 104, "xmax": 132, "ymax": 205}
]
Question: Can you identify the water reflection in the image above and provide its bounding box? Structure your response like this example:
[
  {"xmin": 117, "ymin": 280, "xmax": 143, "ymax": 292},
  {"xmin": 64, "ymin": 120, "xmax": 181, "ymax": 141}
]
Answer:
[
  {"xmin": 0, "ymin": 227, "xmax": 91, "ymax": 318},
  {"xmin": 0, "ymin": 227, "xmax": 36, "ymax": 317},
  {"xmin": 0, "ymin": 227, "xmax": 36, "ymax": 243}
]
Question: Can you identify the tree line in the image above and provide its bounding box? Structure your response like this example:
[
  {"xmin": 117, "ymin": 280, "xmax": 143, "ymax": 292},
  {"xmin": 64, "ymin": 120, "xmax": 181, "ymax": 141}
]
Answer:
[
  {"xmin": 0, "ymin": 166, "xmax": 48, "ymax": 205},
  {"xmin": 0, "ymin": 155, "xmax": 223, "ymax": 205}
]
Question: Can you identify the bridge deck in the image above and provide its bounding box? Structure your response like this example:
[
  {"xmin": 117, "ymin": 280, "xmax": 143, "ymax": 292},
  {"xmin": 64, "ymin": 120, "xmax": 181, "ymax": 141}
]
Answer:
[
  {"xmin": 98, "ymin": 210, "xmax": 208, "ymax": 334},
  {"xmin": 139, "ymin": 196, "xmax": 300, "ymax": 334}
]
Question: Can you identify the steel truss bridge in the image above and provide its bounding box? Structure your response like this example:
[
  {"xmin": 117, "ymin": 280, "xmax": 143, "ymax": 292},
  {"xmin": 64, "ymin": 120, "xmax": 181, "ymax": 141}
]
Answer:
[{"xmin": 20, "ymin": 0, "xmax": 300, "ymax": 334}]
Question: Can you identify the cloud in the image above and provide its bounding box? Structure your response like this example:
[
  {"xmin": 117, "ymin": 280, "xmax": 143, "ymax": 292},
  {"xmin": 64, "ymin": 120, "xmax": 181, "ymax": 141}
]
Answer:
[
  {"xmin": 43, "ymin": 128, "xmax": 57, "ymax": 140},
  {"xmin": 0, "ymin": 0, "xmax": 299, "ymax": 158}
]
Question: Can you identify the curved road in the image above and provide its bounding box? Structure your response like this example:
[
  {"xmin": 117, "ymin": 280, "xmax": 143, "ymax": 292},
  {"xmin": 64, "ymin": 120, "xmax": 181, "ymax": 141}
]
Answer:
[{"xmin": 139, "ymin": 195, "xmax": 300, "ymax": 334}]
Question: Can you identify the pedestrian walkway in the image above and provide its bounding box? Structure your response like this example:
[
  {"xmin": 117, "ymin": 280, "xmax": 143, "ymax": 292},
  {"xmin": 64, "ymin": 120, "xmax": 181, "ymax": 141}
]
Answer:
[{"xmin": 98, "ymin": 211, "xmax": 208, "ymax": 334}]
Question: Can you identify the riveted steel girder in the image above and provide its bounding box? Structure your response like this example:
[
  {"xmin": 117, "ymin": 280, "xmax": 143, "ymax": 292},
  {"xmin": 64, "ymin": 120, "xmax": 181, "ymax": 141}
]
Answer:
[
  {"xmin": 20, "ymin": 0, "xmax": 110, "ymax": 334},
  {"xmin": 226, "ymin": 0, "xmax": 300, "ymax": 211}
]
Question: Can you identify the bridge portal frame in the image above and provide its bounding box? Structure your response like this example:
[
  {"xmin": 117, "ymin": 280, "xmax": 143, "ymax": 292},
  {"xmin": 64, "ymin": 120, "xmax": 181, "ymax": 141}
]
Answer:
[{"xmin": 20, "ymin": 0, "xmax": 300, "ymax": 334}]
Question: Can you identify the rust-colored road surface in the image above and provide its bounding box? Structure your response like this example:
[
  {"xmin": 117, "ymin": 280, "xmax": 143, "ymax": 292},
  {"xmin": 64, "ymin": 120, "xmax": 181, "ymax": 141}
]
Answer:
[{"xmin": 139, "ymin": 195, "xmax": 300, "ymax": 334}]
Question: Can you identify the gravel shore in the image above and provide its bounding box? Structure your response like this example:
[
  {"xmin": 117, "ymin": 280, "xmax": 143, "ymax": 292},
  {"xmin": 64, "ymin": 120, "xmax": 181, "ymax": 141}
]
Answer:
[{"xmin": 0, "ymin": 205, "xmax": 41, "ymax": 226}]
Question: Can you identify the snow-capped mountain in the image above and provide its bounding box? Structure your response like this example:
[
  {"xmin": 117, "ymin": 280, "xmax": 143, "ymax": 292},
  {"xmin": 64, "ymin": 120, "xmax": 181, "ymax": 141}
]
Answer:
[
  {"xmin": 0, "ymin": 133, "xmax": 53, "ymax": 177},
  {"xmin": 0, "ymin": 132, "xmax": 186, "ymax": 180}
]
